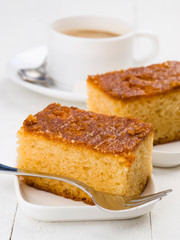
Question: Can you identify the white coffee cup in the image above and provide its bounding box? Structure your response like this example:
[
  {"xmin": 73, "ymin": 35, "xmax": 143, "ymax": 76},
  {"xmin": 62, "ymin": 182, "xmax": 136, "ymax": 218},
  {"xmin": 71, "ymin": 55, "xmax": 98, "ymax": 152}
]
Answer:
[{"xmin": 47, "ymin": 15, "xmax": 159, "ymax": 91}]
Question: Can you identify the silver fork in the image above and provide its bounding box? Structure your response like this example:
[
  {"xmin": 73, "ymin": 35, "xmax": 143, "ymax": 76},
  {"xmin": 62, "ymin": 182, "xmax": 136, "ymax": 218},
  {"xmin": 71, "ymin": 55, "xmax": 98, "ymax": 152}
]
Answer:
[{"xmin": 0, "ymin": 164, "xmax": 172, "ymax": 211}]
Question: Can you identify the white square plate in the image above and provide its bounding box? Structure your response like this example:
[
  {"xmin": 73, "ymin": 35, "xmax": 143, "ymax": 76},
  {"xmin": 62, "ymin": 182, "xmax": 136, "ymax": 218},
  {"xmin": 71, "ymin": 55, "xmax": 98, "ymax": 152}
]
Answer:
[{"xmin": 15, "ymin": 175, "xmax": 159, "ymax": 221}]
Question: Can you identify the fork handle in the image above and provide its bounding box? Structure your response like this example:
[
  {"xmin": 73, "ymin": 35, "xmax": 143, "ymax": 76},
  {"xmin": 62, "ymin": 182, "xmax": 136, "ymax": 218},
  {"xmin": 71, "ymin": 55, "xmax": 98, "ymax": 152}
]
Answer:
[
  {"xmin": 0, "ymin": 163, "xmax": 92, "ymax": 198},
  {"xmin": 0, "ymin": 164, "xmax": 18, "ymax": 172}
]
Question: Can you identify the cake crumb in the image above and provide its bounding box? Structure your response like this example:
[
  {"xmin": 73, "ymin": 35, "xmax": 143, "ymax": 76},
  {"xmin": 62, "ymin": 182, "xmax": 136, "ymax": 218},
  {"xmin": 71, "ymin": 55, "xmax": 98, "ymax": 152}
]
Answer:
[{"xmin": 24, "ymin": 114, "xmax": 37, "ymax": 125}]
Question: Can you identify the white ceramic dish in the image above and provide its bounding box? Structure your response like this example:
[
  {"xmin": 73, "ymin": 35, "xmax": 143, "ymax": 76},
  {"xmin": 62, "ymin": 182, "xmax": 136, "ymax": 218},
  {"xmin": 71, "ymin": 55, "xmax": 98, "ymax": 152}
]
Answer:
[
  {"xmin": 15, "ymin": 175, "xmax": 158, "ymax": 221},
  {"xmin": 8, "ymin": 46, "xmax": 180, "ymax": 167},
  {"xmin": 152, "ymin": 141, "xmax": 180, "ymax": 168},
  {"xmin": 7, "ymin": 46, "xmax": 87, "ymax": 103}
]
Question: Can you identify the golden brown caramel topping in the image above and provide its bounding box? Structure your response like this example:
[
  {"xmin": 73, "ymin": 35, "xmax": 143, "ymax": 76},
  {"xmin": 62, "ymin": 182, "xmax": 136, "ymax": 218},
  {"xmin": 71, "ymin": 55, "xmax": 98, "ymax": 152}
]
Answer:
[
  {"xmin": 24, "ymin": 114, "xmax": 38, "ymax": 125},
  {"xmin": 87, "ymin": 61, "xmax": 180, "ymax": 99},
  {"xmin": 23, "ymin": 103, "xmax": 152, "ymax": 155}
]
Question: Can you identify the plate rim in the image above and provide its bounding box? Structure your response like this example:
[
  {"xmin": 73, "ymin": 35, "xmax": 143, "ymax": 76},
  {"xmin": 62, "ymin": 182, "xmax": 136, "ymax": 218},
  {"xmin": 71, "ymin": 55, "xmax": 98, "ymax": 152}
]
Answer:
[{"xmin": 152, "ymin": 142, "xmax": 180, "ymax": 167}]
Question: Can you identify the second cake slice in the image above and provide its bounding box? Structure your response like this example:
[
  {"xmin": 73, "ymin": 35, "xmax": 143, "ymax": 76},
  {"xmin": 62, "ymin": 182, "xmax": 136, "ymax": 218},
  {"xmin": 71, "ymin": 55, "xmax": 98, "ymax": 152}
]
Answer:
[
  {"xmin": 87, "ymin": 61, "xmax": 180, "ymax": 145},
  {"xmin": 17, "ymin": 103, "xmax": 153, "ymax": 204}
]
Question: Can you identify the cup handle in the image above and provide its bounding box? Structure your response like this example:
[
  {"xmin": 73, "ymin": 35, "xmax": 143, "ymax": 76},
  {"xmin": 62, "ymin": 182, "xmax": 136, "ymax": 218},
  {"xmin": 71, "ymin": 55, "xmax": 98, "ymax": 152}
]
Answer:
[{"xmin": 134, "ymin": 31, "xmax": 159, "ymax": 66}]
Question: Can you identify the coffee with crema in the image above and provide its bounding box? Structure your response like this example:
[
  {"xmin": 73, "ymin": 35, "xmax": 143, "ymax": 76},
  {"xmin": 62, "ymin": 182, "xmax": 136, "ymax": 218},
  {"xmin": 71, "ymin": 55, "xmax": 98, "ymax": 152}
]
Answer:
[{"xmin": 63, "ymin": 29, "xmax": 120, "ymax": 38}]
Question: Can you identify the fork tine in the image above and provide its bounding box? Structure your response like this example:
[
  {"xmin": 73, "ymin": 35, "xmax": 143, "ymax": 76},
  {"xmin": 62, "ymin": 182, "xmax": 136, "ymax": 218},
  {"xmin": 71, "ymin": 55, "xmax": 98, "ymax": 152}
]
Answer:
[
  {"xmin": 129, "ymin": 192, "xmax": 167, "ymax": 204},
  {"xmin": 130, "ymin": 189, "xmax": 172, "ymax": 203},
  {"xmin": 126, "ymin": 193, "xmax": 167, "ymax": 207}
]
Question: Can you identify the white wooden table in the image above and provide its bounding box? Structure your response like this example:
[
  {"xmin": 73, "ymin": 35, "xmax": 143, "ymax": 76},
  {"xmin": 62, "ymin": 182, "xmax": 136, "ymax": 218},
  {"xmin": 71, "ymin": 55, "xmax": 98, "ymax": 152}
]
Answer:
[{"xmin": 0, "ymin": 0, "xmax": 180, "ymax": 239}]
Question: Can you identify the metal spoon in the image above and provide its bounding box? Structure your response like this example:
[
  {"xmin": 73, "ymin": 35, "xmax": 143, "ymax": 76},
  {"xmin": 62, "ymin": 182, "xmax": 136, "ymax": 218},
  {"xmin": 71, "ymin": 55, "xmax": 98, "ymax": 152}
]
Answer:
[{"xmin": 18, "ymin": 58, "xmax": 54, "ymax": 87}]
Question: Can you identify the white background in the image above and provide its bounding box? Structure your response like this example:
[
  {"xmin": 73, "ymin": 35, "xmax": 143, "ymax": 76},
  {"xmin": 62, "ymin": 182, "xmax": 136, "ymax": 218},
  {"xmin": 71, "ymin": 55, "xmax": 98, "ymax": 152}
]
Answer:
[{"xmin": 0, "ymin": 0, "xmax": 180, "ymax": 239}]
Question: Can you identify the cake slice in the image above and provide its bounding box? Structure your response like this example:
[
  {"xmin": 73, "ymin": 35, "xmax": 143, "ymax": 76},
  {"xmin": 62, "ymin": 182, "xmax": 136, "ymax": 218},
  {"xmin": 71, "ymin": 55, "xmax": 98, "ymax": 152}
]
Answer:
[
  {"xmin": 17, "ymin": 103, "xmax": 153, "ymax": 205},
  {"xmin": 87, "ymin": 61, "xmax": 180, "ymax": 145}
]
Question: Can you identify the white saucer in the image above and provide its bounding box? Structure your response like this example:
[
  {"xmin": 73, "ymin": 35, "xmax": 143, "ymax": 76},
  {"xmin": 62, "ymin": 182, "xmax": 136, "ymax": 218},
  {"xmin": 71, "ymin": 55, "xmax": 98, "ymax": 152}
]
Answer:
[
  {"xmin": 15, "ymin": 175, "xmax": 159, "ymax": 221},
  {"xmin": 152, "ymin": 141, "xmax": 180, "ymax": 168},
  {"xmin": 7, "ymin": 46, "xmax": 87, "ymax": 103}
]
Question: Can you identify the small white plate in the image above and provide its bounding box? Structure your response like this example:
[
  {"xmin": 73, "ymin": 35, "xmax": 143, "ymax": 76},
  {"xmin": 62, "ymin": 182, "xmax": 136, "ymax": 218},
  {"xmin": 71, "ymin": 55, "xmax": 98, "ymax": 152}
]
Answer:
[
  {"xmin": 7, "ymin": 46, "xmax": 87, "ymax": 103},
  {"xmin": 152, "ymin": 141, "xmax": 180, "ymax": 168},
  {"xmin": 15, "ymin": 175, "xmax": 159, "ymax": 221}
]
